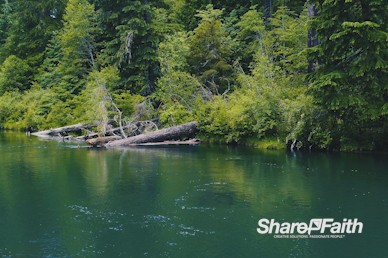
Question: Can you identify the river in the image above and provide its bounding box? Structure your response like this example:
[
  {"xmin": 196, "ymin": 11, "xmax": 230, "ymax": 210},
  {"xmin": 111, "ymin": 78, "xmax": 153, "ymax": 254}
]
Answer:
[{"xmin": 0, "ymin": 132, "xmax": 387, "ymax": 257}]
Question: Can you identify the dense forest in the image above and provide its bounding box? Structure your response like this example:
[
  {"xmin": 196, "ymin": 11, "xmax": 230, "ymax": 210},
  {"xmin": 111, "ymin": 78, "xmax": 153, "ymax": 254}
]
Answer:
[{"xmin": 0, "ymin": 0, "xmax": 386, "ymax": 151}]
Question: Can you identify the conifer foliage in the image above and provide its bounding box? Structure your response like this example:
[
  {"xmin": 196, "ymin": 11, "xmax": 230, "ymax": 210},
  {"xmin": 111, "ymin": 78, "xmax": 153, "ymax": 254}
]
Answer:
[
  {"xmin": 309, "ymin": 0, "xmax": 388, "ymax": 150},
  {"xmin": 0, "ymin": 0, "xmax": 386, "ymax": 151}
]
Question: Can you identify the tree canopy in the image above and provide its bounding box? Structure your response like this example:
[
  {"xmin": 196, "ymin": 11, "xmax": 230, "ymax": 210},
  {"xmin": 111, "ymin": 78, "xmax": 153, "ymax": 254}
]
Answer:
[{"xmin": 0, "ymin": 0, "xmax": 386, "ymax": 151}]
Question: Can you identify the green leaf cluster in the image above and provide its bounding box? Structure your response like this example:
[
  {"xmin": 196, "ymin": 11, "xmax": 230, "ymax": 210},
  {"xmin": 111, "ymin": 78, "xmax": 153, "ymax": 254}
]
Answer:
[{"xmin": 0, "ymin": 0, "xmax": 385, "ymax": 151}]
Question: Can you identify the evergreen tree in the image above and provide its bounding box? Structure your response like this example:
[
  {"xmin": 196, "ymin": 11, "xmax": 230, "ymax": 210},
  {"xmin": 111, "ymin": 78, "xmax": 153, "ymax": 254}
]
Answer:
[
  {"xmin": 58, "ymin": 0, "xmax": 97, "ymax": 93},
  {"xmin": 264, "ymin": 6, "xmax": 308, "ymax": 76},
  {"xmin": 96, "ymin": 0, "xmax": 164, "ymax": 95},
  {"xmin": 39, "ymin": 0, "xmax": 97, "ymax": 95},
  {"xmin": 0, "ymin": 0, "xmax": 12, "ymax": 47},
  {"xmin": 309, "ymin": 0, "xmax": 388, "ymax": 150},
  {"xmin": 0, "ymin": 0, "xmax": 66, "ymax": 66},
  {"xmin": 235, "ymin": 7, "xmax": 265, "ymax": 70},
  {"xmin": 187, "ymin": 4, "xmax": 234, "ymax": 95},
  {"xmin": 0, "ymin": 55, "xmax": 32, "ymax": 94}
]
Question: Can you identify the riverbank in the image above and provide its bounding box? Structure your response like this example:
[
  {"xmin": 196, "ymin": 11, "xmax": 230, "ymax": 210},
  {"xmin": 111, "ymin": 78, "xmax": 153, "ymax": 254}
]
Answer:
[{"xmin": 2, "ymin": 125, "xmax": 387, "ymax": 153}]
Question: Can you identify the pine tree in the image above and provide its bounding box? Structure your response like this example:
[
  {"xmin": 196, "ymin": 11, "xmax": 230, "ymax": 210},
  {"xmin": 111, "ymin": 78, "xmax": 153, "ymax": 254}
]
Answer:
[
  {"xmin": 0, "ymin": 0, "xmax": 66, "ymax": 66},
  {"xmin": 187, "ymin": 4, "xmax": 234, "ymax": 95},
  {"xmin": 235, "ymin": 7, "xmax": 265, "ymax": 70},
  {"xmin": 0, "ymin": 55, "xmax": 32, "ymax": 94},
  {"xmin": 309, "ymin": 0, "xmax": 388, "ymax": 150},
  {"xmin": 40, "ymin": 0, "xmax": 97, "ymax": 94},
  {"xmin": 265, "ymin": 6, "xmax": 308, "ymax": 76},
  {"xmin": 0, "ymin": 0, "xmax": 11, "ymax": 47},
  {"xmin": 95, "ymin": 0, "xmax": 162, "ymax": 95}
]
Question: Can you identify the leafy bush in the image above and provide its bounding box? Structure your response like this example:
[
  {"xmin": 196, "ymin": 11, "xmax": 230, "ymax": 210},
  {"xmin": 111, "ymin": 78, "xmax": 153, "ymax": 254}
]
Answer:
[{"xmin": 0, "ymin": 55, "xmax": 32, "ymax": 94}]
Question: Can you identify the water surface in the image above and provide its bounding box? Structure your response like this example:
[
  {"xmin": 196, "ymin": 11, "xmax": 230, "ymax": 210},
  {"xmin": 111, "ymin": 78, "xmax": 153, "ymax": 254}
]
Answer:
[{"xmin": 0, "ymin": 132, "xmax": 387, "ymax": 257}]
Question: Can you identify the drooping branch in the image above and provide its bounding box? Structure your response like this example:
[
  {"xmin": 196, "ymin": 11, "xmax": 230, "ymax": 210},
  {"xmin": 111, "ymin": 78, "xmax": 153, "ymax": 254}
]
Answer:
[{"xmin": 118, "ymin": 31, "xmax": 134, "ymax": 66}]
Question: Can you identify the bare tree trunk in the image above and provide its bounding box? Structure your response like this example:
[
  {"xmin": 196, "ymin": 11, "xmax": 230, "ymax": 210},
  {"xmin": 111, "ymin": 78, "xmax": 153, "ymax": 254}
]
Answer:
[
  {"xmin": 106, "ymin": 122, "xmax": 198, "ymax": 147},
  {"xmin": 109, "ymin": 97, "xmax": 127, "ymax": 138},
  {"xmin": 290, "ymin": 139, "xmax": 297, "ymax": 152},
  {"xmin": 264, "ymin": 0, "xmax": 272, "ymax": 22},
  {"xmin": 308, "ymin": 4, "xmax": 319, "ymax": 73},
  {"xmin": 32, "ymin": 124, "xmax": 93, "ymax": 137},
  {"xmin": 86, "ymin": 136, "xmax": 122, "ymax": 147},
  {"xmin": 133, "ymin": 139, "xmax": 200, "ymax": 146}
]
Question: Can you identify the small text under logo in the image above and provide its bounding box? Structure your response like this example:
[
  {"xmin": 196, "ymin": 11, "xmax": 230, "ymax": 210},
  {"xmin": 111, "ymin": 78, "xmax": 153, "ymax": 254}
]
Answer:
[{"xmin": 257, "ymin": 218, "xmax": 363, "ymax": 239}]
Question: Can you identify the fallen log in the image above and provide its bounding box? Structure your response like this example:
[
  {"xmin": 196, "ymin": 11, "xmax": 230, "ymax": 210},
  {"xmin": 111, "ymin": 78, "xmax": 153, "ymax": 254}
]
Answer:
[
  {"xmin": 77, "ymin": 120, "xmax": 158, "ymax": 140},
  {"xmin": 77, "ymin": 126, "xmax": 128, "ymax": 140},
  {"xmin": 32, "ymin": 123, "xmax": 93, "ymax": 137},
  {"xmin": 86, "ymin": 136, "xmax": 122, "ymax": 147},
  {"xmin": 128, "ymin": 139, "xmax": 200, "ymax": 146},
  {"xmin": 106, "ymin": 122, "xmax": 198, "ymax": 147}
]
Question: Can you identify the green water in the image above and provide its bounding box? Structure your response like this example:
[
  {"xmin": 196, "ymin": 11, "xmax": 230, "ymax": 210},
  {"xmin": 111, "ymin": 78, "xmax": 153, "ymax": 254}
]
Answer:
[{"xmin": 0, "ymin": 132, "xmax": 387, "ymax": 257}]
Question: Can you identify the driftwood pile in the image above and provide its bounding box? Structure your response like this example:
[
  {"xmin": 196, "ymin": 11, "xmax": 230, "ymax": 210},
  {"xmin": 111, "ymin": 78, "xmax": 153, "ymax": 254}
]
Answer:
[{"xmin": 31, "ymin": 121, "xmax": 199, "ymax": 147}]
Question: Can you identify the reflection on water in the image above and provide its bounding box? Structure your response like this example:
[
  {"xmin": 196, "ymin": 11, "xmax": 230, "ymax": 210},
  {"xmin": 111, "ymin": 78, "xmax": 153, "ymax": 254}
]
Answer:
[{"xmin": 0, "ymin": 132, "xmax": 387, "ymax": 257}]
